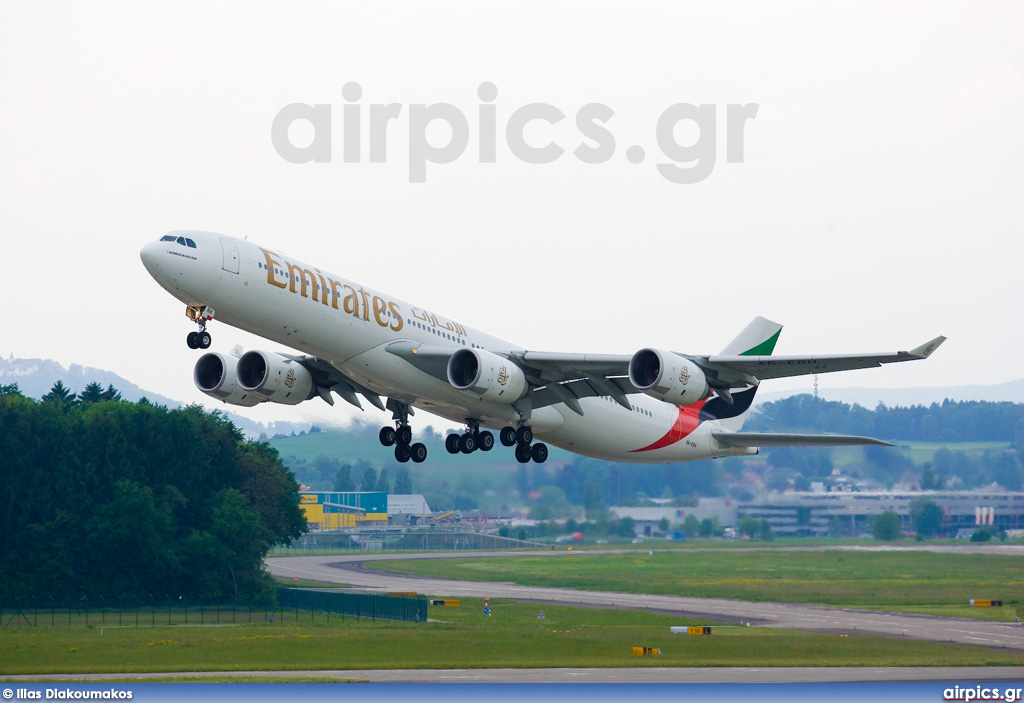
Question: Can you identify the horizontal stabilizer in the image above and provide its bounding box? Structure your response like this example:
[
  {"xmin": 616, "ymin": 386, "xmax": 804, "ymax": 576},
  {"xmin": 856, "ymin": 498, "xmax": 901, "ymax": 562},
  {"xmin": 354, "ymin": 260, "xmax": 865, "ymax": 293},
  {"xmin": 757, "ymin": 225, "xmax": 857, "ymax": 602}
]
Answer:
[{"xmin": 712, "ymin": 430, "xmax": 893, "ymax": 448}]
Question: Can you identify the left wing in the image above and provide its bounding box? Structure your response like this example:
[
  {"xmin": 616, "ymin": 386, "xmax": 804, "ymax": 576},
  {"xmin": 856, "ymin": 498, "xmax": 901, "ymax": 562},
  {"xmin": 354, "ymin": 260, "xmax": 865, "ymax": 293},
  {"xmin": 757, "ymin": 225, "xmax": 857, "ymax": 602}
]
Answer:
[
  {"xmin": 697, "ymin": 336, "xmax": 947, "ymax": 385},
  {"xmin": 380, "ymin": 333, "xmax": 945, "ymax": 416},
  {"xmin": 516, "ymin": 335, "xmax": 946, "ymax": 410}
]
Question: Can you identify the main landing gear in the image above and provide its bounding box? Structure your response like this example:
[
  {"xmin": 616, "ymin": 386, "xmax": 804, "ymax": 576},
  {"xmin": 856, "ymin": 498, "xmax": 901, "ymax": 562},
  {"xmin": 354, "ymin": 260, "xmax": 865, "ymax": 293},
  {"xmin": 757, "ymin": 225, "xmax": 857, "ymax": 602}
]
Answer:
[
  {"xmin": 445, "ymin": 420, "xmax": 495, "ymax": 455},
  {"xmin": 500, "ymin": 425, "xmax": 548, "ymax": 464},
  {"xmin": 185, "ymin": 305, "xmax": 213, "ymax": 349},
  {"xmin": 378, "ymin": 400, "xmax": 427, "ymax": 464}
]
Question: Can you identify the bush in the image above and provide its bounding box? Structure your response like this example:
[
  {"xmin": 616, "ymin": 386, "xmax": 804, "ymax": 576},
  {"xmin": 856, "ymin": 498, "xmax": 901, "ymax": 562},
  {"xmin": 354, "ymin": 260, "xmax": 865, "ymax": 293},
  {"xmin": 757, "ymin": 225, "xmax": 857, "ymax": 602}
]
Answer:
[
  {"xmin": 970, "ymin": 527, "xmax": 992, "ymax": 542},
  {"xmin": 872, "ymin": 511, "xmax": 901, "ymax": 541}
]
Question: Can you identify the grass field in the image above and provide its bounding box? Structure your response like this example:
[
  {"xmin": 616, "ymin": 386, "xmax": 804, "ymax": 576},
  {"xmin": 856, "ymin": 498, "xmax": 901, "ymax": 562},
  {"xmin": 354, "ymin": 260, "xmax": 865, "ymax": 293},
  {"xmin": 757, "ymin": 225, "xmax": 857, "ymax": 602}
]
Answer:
[
  {"xmin": 2, "ymin": 598, "xmax": 1021, "ymax": 676},
  {"xmin": 371, "ymin": 549, "xmax": 1024, "ymax": 619}
]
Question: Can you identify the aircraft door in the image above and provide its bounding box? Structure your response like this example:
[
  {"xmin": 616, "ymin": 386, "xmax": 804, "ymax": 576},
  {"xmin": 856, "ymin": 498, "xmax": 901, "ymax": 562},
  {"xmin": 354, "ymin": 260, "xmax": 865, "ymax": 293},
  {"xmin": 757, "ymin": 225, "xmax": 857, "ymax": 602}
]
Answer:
[{"xmin": 221, "ymin": 239, "xmax": 240, "ymax": 274}]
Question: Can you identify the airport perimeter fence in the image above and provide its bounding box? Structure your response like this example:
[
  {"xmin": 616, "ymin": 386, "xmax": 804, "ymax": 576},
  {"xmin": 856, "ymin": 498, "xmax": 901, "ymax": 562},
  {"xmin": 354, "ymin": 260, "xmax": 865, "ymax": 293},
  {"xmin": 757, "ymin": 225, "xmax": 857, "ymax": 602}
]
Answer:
[
  {"xmin": 1, "ymin": 589, "xmax": 425, "ymax": 628},
  {"xmin": 277, "ymin": 587, "xmax": 427, "ymax": 623},
  {"xmin": 271, "ymin": 530, "xmax": 546, "ymax": 556}
]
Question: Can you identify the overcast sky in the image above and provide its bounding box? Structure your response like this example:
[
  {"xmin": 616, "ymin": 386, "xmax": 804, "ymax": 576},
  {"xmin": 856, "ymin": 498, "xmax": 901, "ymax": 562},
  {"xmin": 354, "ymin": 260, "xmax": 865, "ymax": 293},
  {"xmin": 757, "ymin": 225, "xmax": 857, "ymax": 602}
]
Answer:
[{"xmin": 1, "ymin": 2, "xmax": 1021, "ymax": 430}]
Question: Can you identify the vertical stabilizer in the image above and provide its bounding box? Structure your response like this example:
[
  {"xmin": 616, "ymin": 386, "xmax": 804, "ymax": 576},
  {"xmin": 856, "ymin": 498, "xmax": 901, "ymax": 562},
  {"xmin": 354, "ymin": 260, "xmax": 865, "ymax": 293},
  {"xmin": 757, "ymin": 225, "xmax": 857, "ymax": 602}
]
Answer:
[
  {"xmin": 701, "ymin": 317, "xmax": 783, "ymax": 431},
  {"xmin": 719, "ymin": 316, "xmax": 783, "ymax": 356}
]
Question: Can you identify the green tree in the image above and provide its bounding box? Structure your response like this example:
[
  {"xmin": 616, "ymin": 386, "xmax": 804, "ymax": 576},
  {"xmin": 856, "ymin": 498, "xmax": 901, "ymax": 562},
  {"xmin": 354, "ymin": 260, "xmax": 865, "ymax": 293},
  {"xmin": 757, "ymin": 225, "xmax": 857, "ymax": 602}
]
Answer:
[
  {"xmin": 873, "ymin": 510, "xmax": 902, "ymax": 541},
  {"xmin": 616, "ymin": 516, "xmax": 637, "ymax": 538},
  {"xmin": 682, "ymin": 514, "xmax": 701, "ymax": 538},
  {"xmin": 41, "ymin": 380, "xmax": 76, "ymax": 407},
  {"xmin": 910, "ymin": 496, "xmax": 943, "ymax": 538},
  {"xmin": 100, "ymin": 384, "xmax": 122, "ymax": 401},
  {"xmin": 699, "ymin": 517, "xmax": 715, "ymax": 537},
  {"xmin": 375, "ymin": 469, "xmax": 390, "ymax": 493},
  {"xmin": 532, "ymin": 485, "xmax": 573, "ymax": 518},
  {"xmin": 971, "ymin": 527, "xmax": 992, "ymax": 542},
  {"xmin": 393, "ymin": 467, "xmax": 414, "ymax": 494},
  {"xmin": 333, "ymin": 462, "xmax": 355, "ymax": 491},
  {"xmin": 738, "ymin": 515, "xmax": 762, "ymax": 538},
  {"xmin": 583, "ymin": 481, "xmax": 604, "ymax": 517},
  {"xmin": 658, "ymin": 517, "xmax": 670, "ymax": 533},
  {"xmin": 360, "ymin": 466, "xmax": 378, "ymax": 492},
  {"xmin": 920, "ymin": 463, "xmax": 944, "ymax": 490},
  {"xmin": 78, "ymin": 382, "xmax": 105, "ymax": 404},
  {"xmin": 0, "ymin": 397, "xmax": 304, "ymax": 602}
]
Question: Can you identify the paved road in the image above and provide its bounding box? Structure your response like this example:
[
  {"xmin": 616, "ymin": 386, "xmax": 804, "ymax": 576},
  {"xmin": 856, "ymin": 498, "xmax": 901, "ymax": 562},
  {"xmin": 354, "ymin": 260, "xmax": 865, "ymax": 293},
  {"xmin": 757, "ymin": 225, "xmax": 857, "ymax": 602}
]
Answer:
[
  {"xmin": 7, "ymin": 666, "xmax": 1024, "ymax": 683},
  {"xmin": 265, "ymin": 548, "xmax": 1024, "ymax": 652}
]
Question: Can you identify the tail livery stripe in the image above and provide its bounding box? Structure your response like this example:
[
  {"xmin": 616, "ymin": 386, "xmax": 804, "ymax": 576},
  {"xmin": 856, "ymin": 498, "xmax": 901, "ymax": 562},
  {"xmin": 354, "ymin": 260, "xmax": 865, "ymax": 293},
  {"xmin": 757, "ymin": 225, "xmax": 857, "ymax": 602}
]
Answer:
[{"xmin": 630, "ymin": 401, "xmax": 705, "ymax": 452}]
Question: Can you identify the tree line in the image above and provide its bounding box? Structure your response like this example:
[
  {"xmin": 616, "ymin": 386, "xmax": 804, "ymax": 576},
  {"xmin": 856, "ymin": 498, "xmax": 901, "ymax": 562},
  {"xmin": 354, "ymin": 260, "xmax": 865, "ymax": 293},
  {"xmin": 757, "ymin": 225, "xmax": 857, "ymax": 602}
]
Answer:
[
  {"xmin": 0, "ymin": 383, "xmax": 306, "ymax": 603},
  {"xmin": 747, "ymin": 394, "xmax": 1024, "ymax": 443}
]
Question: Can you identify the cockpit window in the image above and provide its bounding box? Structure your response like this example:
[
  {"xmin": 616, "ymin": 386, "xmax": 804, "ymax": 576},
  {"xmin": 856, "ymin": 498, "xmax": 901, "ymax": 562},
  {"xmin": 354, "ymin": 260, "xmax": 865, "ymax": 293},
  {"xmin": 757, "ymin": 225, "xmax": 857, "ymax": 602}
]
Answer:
[{"xmin": 159, "ymin": 234, "xmax": 198, "ymax": 248}]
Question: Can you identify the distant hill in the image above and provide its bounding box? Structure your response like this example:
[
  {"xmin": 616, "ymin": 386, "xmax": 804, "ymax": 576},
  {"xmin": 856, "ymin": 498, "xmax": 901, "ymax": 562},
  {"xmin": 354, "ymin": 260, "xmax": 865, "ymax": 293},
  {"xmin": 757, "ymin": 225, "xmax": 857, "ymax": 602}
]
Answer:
[
  {"xmin": 0, "ymin": 355, "xmax": 310, "ymax": 439},
  {"xmin": 756, "ymin": 379, "xmax": 1024, "ymax": 408}
]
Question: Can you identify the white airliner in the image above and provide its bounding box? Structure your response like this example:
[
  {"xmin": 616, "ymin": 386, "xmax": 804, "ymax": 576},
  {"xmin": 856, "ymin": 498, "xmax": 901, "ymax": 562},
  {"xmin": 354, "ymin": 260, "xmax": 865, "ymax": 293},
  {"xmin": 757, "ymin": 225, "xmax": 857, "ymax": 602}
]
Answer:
[{"xmin": 140, "ymin": 231, "xmax": 945, "ymax": 465}]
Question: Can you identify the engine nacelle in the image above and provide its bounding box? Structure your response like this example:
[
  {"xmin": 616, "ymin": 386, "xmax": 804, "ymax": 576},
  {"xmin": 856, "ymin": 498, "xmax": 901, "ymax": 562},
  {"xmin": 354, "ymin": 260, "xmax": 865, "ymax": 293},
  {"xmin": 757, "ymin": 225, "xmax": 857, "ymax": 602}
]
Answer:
[
  {"xmin": 628, "ymin": 348, "xmax": 710, "ymax": 406},
  {"xmin": 236, "ymin": 351, "xmax": 315, "ymax": 405},
  {"xmin": 193, "ymin": 352, "xmax": 264, "ymax": 407},
  {"xmin": 447, "ymin": 348, "xmax": 527, "ymax": 403}
]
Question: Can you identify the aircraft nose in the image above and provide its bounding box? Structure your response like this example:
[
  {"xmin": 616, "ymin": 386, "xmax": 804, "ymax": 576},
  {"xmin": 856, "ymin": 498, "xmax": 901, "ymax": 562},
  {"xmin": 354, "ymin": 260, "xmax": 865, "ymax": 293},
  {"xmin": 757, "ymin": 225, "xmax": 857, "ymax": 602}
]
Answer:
[{"xmin": 140, "ymin": 240, "xmax": 163, "ymax": 276}]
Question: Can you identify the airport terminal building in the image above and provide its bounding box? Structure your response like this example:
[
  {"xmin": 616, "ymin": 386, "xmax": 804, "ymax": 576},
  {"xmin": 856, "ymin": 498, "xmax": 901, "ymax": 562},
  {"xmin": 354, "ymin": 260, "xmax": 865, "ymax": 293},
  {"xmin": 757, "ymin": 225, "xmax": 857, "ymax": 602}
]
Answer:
[{"xmin": 739, "ymin": 490, "xmax": 1024, "ymax": 537}]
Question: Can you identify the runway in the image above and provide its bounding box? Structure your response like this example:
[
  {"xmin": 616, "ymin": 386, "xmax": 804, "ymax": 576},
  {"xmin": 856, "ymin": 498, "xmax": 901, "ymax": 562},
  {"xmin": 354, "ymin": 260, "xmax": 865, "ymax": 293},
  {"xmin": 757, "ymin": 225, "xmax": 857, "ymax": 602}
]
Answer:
[
  {"xmin": 265, "ymin": 548, "xmax": 1024, "ymax": 653},
  {"xmin": 7, "ymin": 666, "xmax": 1024, "ymax": 683}
]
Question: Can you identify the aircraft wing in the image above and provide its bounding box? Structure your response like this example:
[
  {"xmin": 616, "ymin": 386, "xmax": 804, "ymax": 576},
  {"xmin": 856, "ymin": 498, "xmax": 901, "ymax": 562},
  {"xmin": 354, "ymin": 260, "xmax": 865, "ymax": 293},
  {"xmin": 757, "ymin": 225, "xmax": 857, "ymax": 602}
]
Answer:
[
  {"xmin": 711, "ymin": 429, "xmax": 893, "ymax": 447},
  {"xmin": 520, "ymin": 336, "xmax": 946, "ymax": 388},
  {"xmin": 698, "ymin": 336, "xmax": 946, "ymax": 384},
  {"xmin": 382, "ymin": 334, "xmax": 945, "ymax": 416},
  {"xmin": 286, "ymin": 354, "xmax": 387, "ymax": 411}
]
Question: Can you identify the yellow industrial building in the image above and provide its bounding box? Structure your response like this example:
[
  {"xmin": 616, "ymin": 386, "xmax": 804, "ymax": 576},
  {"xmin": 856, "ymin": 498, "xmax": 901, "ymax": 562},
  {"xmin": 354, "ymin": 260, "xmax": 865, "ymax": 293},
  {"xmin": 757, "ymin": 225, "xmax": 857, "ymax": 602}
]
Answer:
[{"xmin": 299, "ymin": 491, "xmax": 389, "ymax": 530}]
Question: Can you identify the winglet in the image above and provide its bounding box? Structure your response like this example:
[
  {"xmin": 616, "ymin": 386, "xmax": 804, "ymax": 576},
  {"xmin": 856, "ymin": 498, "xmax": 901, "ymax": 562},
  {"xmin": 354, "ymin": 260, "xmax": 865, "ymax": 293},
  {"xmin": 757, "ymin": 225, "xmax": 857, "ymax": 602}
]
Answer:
[{"xmin": 909, "ymin": 336, "xmax": 946, "ymax": 359}]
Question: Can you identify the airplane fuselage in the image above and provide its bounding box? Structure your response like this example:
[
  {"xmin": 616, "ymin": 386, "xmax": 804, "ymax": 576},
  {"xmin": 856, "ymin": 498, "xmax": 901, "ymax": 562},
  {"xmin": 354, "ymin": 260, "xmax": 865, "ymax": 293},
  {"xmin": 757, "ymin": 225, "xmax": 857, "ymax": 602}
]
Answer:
[{"xmin": 141, "ymin": 231, "xmax": 745, "ymax": 463}]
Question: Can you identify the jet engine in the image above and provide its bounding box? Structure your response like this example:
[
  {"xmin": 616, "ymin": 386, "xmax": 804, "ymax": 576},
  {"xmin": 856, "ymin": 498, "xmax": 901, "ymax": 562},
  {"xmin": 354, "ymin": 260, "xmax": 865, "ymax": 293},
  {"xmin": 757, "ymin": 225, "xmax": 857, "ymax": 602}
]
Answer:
[
  {"xmin": 236, "ymin": 350, "xmax": 315, "ymax": 405},
  {"xmin": 628, "ymin": 348, "xmax": 710, "ymax": 406},
  {"xmin": 193, "ymin": 352, "xmax": 264, "ymax": 407},
  {"xmin": 447, "ymin": 348, "xmax": 527, "ymax": 403}
]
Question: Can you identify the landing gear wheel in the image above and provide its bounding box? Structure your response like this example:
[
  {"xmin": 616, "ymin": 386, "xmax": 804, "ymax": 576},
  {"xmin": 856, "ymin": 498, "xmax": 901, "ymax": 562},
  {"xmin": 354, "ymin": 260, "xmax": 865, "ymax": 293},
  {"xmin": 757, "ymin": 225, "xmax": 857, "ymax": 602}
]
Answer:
[
  {"xmin": 515, "ymin": 443, "xmax": 532, "ymax": 463},
  {"xmin": 477, "ymin": 431, "xmax": 494, "ymax": 451},
  {"xmin": 459, "ymin": 434, "xmax": 477, "ymax": 454},
  {"xmin": 410, "ymin": 443, "xmax": 427, "ymax": 463},
  {"xmin": 197, "ymin": 331, "xmax": 212, "ymax": 349},
  {"xmin": 379, "ymin": 426, "xmax": 397, "ymax": 447},
  {"xmin": 516, "ymin": 426, "xmax": 533, "ymax": 445},
  {"xmin": 395, "ymin": 444, "xmax": 411, "ymax": 463},
  {"xmin": 187, "ymin": 332, "xmax": 199, "ymax": 349},
  {"xmin": 396, "ymin": 426, "xmax": 413, "ymax": 446},
  {"xmin": 500, "ymin": 426, "xmax": 517, "ymax": 447},
  {"xmin": 531, "ymin": 442, "xmax": 548, "ymax": 464},
  {"xmin": 445, "ymin": 434, "xmax": 461, "ymax": 454}
]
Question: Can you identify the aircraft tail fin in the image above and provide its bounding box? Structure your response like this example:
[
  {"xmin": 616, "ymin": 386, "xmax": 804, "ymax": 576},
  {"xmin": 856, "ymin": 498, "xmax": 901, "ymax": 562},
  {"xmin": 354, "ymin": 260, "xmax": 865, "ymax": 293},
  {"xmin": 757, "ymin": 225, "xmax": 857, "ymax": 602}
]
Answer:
[
  {"xmin": 719, "ymin": 316, "xmax": 783, "ymax": 356},
  {"xmin": 699, "ymin": 317, "xmax": 782, "ymax": 431}
]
